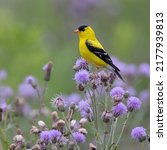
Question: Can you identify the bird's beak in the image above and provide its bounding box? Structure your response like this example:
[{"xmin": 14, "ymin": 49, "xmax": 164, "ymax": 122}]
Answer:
[{"xmin": 74, "ymin": 29, "xmax": 79, "ymax": 34}]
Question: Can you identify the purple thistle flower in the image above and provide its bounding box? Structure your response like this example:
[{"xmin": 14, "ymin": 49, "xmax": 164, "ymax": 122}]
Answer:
[
  {"xmin": 139, "ymin": 89, "xmax": 150, "ymax": 102},
  {"xmin": 110, "ymin": 87, "xmax": 125, "ymax": 102},
  {"xmin": 126, "ymin": 87, "xmax": 136, "ymax": 96},
  {"xmin": 112, "ymin": 102, "xmax": 127, "ymax": 117},
  {"xmin": 0, "ymin": 70, "xmax": 7, "ymax": 81},
  {"xmin": 0, "ymin": 86, "xmax": 13, "ymax": 99},
  {"xmin": 72, "ymin": 132, "xmax": 86, "ymax": 143},
  {"xmin": 0, "ymin": 100, "xmax": 7, "ymax": 111},
  {"xmin": 18, "ymin": 83, "xmax": 37, "ymax": 99},
  {"xmin": 131, "ymin": 127, "xmax": 147, "ymax": 142},
  {"xmin": 74, "ymin": 58, "xmax": 89, "ymax": 71},
  {"xmin": 78, "ymin": 100, "xmax": 90, "ymax": 112},
  {"xmin": 57, "ymin": 136, "xmax": 68, "ymax": 146},
  {"xmin": 65, "ymin": 93, "xmax": 82, "ymax": 107},
  {"xmin": 25, "ymin": 76, "xmax": 37, "ymax": 87},
  {"xmin": 78, "ymin": 100, "xmax": 93, "ymax": 121},
  {"xmin": 51, "ymin": 95, "xmax": 66, "ymax": 112},
  {"xmin": 74, "ymin": 69, "xmax": 89, "ymax": 84},
  {"xmin": 40, "ymin": 131, "xmax": 51, "ymax": 143},
  {"xmin": 49, "ymin": 129, "xmax": 61, "ymax": 143},
  {"xmin": 125, "ymin": 64, "xmax": 137, "ymax": 77},
  {"xmin": 127, "ymin": 96, "xmax": 142, "ymax": 112},
  {"xmin": 138, "ymin": 63, "xmax": 150, "ymax": 77}
]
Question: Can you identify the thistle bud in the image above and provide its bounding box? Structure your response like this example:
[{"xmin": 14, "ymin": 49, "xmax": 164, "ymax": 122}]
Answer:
[
  {"xmin": 38, "ymin": 120, "xmax": 46, "ymax": 128},
  {"xmin": 124, "ymin": 91, "xmax": 130, "ymax": 99},
  {"xmin": 102, "ymin": 111, "xmax": 113, "ymax": 123},
  {"xmin": 31, "ymin": 144, "xmax": 41, "ymax": 150},
  {"xmin": 9, "ymin": 143, "xmax": 16, "ymax": 150},
  {"xmin": 89, "ymin": 143, "xmax": 96, "ymax": 150},
  {"xmin": 13, "ymin": 134, "xmax": 24, "ymax": 143},
  {"xmin": 78, "ymin": 128, "xmax": 88, "ymax": 135},
  {"xmin": 56, "ymin": 119, "xmax": 65, "ymax": 130},
  {"xmin": 43, "ymin": 61, "xmax": 53, "ymax": 82},
  {"xmin": 30, "ymin": 126, "xmax": 39, "ymax": 134},
  {"xmin": 79, "ymin": 118, "xmax": 88, "ymax": 125},
  {"xmin": 77, "ymin": 83, "xmax": 85, "ymax": 91},
  {"xmin": 51, "ymin": 96, "xmax": 65, "ymax": 112},
  {"xmin": 51, "ymin": 111, "xmax": 58, "ymax": 122}
]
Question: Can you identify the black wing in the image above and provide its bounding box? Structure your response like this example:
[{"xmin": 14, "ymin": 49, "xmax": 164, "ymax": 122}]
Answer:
[{"xmin": 85, "ymin": 40, "xmax": 120, "ymax": 72}]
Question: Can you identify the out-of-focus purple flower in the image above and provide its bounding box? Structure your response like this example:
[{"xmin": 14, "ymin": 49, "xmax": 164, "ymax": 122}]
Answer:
[
  {"xmin": 0, "ymin": 100, "xmax": 7, "ymax": 111},
  {"xmin": 131, "ymin": 127, "xmax": 147, "ymax": 142},
  {"xmin": 0, "ymin": 70, "xmax": 7, "ymax": 81},
  {"xmin": 112, "ymin": 102, "xmax": 127, "ymax": 117},
  {"xmin": 127, "ymin": 96, "xmax": 142, "ymax": 112},
  {"xmin": 74, "ymin": 69, "xmax": 89, "ymax": 84},
  {"xmin": 111, "ymin": 57, "xmax": 127, "ymax": 75},
  {"xmin": 78, "ymin": 100, "xmax": 93, "ymax": 120},
  {"xmin": 138, "ymin": 63, "xmax": 150, "ymax": 77},
  {"xmin": 71, "ymin": 120, "xmax": 81, "ymax": 130},
  {"xmin": 40, "ymin": 131, "xmax": 50, "ymax": 143},
  {"xmin": 78, "ymin": 100, "xmax": 90, "ymax": 112},
  {"xmin": 22, "ymin": 105, "xmax": 31, "ymax": 117},
  {"xmin": 49, "ymin": 129, "xmax": 61, "ymax": 143},
  {"xmin": 72, "ymin": 132, "xmax": 86, "ymax": 143},
  {"xmin": 73, "ymin": 58, "xmax": 89, "ymax": 71},
  {"xmin": 139, "ymin": 89, "xmax": 150, "ymax": 102},
  {"xmin": 18, "ymin": 83, "xmax": 37, "ymax": 99},
  {"xmin": 65, "ymin": 93, "xmax": 81, "ymax": 107},
  {"xmin": 110, "ymin": 87, "xmax": 125, "ymax": 102},
  {"xmin": 70, "ymin": 0, "xmax": 97, "ymax": 17},
  {"xmin": 0, "ymin": 86, "xmax": 13, "ymax": 99},
  {"xmin": 25, "ymin": 76, "xmax": 37, "ymax": 87},
  {"xmin": 58, "ymin": 136, "xmax": 68, "ymax": 146},
  {"xmin": 125, "ymin": 64, "xmax": 137, "ymax": 77},
  {"xmin": 126, "ymin": 87, "xmax": 136, "ymax": 96},
  {"xmin": 113, "ymin": 79, "xmax": 126, "ymax": 87}
]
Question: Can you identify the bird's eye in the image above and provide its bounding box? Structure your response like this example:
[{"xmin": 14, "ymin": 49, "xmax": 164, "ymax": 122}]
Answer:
[{"xmin": 78, "ymin": 25, "xmax": 88, "ymax": 31}]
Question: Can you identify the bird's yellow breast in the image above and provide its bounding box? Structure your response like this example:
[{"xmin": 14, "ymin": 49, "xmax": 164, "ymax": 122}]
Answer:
[{"xmin": 79, "ymin": 39, "xmax": 107, "ymax": 67}]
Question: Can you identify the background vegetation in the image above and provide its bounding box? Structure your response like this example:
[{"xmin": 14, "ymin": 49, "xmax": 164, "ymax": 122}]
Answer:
[{"xmin": 0, "ymin": 0, "xmax": 149, "ymax": 149}]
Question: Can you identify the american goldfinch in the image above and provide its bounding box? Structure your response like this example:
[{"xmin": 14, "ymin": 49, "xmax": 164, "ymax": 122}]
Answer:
[{"xmin": 74, "ymin": 25, "xmax": 124, "ymax": 81}]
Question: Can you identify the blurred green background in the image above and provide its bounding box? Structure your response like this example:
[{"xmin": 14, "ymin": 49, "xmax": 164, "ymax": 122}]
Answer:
[
  {"xmin": 0, "ymin": 0, "xmax": 149, "ymax": 94},
  {"xmin": 0, "ymin": 0, "xmax": 149, "ymax": 149}
]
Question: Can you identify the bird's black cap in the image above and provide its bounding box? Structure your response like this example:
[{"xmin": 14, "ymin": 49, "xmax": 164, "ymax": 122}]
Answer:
[{"xmin": 78, "ymin": 25, "xmax": 88, "ymax": 31}]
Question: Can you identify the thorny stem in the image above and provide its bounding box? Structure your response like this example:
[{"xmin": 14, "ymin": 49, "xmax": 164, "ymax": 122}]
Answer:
[{"xmin": 116, "ymin": 112, "xmax": 130, "ymax": 146}]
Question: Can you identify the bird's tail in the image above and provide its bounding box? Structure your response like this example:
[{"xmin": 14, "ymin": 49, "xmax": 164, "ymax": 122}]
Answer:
[{"xmin": 107, "ymin": 65, "xmax": 125, "ymax": 83}]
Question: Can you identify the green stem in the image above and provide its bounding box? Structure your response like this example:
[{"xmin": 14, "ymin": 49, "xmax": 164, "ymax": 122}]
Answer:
[
  {"xmin": 42, "ymin": 81, "xmax": 48, "ymax": 104},
  {"xmin": 35, "ymin": 87, "xmax": 42, "ymax": 113},
  {"xmin": 103, "ymin": 123, "xmax": 108, "ymax": 150},
  {"xmin": 107, "ymin": 118, "xmax": 118, "ymax": 150},
  {"xmin": 116, "ymin": 112, "xmax": 130, "ymax": 146},
  {"xmin": 111, "ymin": 118, "xmax": 118, "ymax": 150}
]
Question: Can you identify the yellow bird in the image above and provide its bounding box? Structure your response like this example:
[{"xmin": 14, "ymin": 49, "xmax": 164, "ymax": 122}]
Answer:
[{"xmin": 74, "ymin": 25, "xmax": 124, "ymax": 81}]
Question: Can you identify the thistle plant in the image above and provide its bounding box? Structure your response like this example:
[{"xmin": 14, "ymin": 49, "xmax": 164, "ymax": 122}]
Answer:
[{"xmin": 0, "ymin": 58, "xmax": 149, "ymax": 150}]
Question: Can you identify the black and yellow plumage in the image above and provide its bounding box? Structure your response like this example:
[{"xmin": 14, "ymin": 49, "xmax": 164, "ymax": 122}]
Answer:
[{"xmin": 74, "ymin": 25, "xmax": 124, "ymax": 81}]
